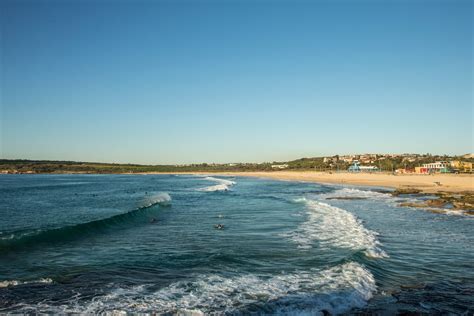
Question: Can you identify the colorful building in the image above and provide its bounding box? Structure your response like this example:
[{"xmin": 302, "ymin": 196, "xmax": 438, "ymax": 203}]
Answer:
[
  {"xmin": 415, "ymin": 167, "xmax": 429, "ymax": 174},
  {"xmin": 421, "ymin": 161, "xmax": 450, "ymax": 173}
]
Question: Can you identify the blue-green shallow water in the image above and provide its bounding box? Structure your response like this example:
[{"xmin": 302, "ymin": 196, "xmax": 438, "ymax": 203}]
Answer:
[{"xmin": 0, "ymin": 174, "xmax": 473, "ymax": 314}]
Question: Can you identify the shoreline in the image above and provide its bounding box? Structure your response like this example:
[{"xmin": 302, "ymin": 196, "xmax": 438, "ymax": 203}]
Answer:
[
  {"xmin": 2, "ymin": 171, "xmax": 473, "ymax": 194},
  {"xmin": 140, "ymin": 171, "xmax": 474, "ymax": 194},
  {"xmin": 141, "ymin": 171, "xmax": 473, "ymax": 213}
]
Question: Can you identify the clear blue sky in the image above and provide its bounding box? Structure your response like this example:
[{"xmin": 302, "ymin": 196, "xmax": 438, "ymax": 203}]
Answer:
[{"xmin": 1, "ymin": 0, "xmax": 472, "ymax": 164}]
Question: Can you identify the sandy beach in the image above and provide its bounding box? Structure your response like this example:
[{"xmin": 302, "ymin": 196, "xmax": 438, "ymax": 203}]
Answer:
[
  {"xmin": 224, "ymin": 171, "xmax": 474, "ymax": 193},
  {"xmin": 142, "ymin": 171, "xmax": 474, "ymax": 193}
]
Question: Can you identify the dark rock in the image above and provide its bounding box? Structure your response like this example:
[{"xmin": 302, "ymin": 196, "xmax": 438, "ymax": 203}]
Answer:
[{"xmin": 392, "ymin": 188, "xmax": 422, "ymax": 196}]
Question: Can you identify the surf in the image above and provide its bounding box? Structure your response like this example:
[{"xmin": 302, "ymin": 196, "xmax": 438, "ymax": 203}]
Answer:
[
  {"xmin": 7, "ymin": 262, "xmax": 376, "ymax": 315},
  {"xmin": 284, "ymin": 197, "xmax": 388, "ymax": 258},
  {"xmin": 0, "ymin": 278, "xmax": 53, "ymax": 288},
  {"xmin": 320, "ymin": 187, "xmax": 393, "ymax": 200},
  {"xmin": 0, "ymin": 193, "xmax": 171, "ymax": 252},
  {"xmin": 196, "ymin": 176, "xmax": 236, "ymax": 192}
]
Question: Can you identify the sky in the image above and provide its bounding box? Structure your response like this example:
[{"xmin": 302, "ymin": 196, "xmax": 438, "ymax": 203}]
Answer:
[{"xmin": 1, "ymin": 0, "xmax": 472, "ymax": 164}]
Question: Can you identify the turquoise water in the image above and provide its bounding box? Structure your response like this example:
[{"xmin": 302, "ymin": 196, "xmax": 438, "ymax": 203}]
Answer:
[{"xmin": 0, "ymin": 174, "xmax": 473, "ymax": 314}]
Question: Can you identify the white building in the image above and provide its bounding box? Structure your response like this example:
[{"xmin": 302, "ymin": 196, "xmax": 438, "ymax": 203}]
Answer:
[
  {"xmin": 348, "ymin": 161, "xmax": 379, "ymax": 172},
  {"xmin": 358, "ymin": 166, "xmax": 379, "ymax": 171},
  {"xmin": 422, "ymin": 161, "xmax": 449, "ymax": 170},
  {"xmin": 271, "ymin": 164, "xmax": 289, "ymax": 169}
]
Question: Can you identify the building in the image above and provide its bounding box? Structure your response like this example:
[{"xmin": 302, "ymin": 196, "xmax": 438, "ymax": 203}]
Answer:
[
  {"xmin": 271, "ymin": 164, "xmax": 289, "ymax": 169},
  {"xmin": 340, "ymin": 155, "xmax": 355, "ymax": 163},
  {"xmin": 323, "ymin": 156, "xmax": 339, "ymax": 163},
  {"xmin": 359, "ymin": 154, "xmax": 377, "ymax": 164},
  {"xmin": 395, "ymin": 168, "xmax": 414, "ymax": 174},
  {"xmin": 415, "ymin": 167, "xmax": 429, "ymax": 174},
  {"xmin": 421, "ymin": 161, "xmax": 450, "ymax": 173},
  {"xmin": 348, "ymin": 161, "xmax": 379, "ymax": 172},
  {"xmin": 450, "ymin": 161, "xmax": 473, "ymax": 173}
]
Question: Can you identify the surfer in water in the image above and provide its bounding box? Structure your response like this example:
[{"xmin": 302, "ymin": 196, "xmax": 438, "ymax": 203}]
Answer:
[{"xmin": 214, "ymin": 224, "xmax": 225, "ymax": 230}]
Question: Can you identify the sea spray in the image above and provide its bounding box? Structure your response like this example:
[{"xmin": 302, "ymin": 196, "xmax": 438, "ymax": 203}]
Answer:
[
  {"xmin": 8, "ymin": 262, "xmax": 376, "ymax": 315},
  {"xmin": 284, "ymin": 197, "xmax": 388, "ymax": 258},
  {"xmin": 196, "ymin": 177, "xmax": 236, "ymax": 192},
  {"xmin": 141, "ymin": 192, "xmax": 172, "ymax": 207},
  {"xmin": 320, "ymin": 188, "xmax": 393, "ymax": 200},
  {"xmin": 0, "ymin": 278, "xmax": 53, "ymax": 288}
]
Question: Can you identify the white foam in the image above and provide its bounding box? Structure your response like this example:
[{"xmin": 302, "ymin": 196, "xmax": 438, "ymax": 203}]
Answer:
[
  {"xmin": 142, "ymin": 192, "xmax": 172, "ymax": 207},
  {"xmin": 322, "ymin": 188, "xmax": 426, "ymax": 208},
  {"xmin": 320, "ymin": 188, "xmax": 392, "ymax": 200},
  {"xmin": 0, "ymin": 230, "xmax": 39, "ymax": 241},
  {"xmin": 23, "ymin": 262, "xmax": 375, "ymax": 315},
  {"xmin": 0, "ymin": 278, "xmax": 53, "ymax": 288},
  {"xmin": 284, "ymin": 198, "xmax": 388, "ymax": 258},
  {"xmin": 0, "ymin": 233, "xmax": 16, "ymax": 241},
  {"xmin": 426, "ymin": 208, "xmax": 474, "ymax": 217},
  {"xmin": 197, "ymin": 177, "xmax": 236, "ymax": 192}
]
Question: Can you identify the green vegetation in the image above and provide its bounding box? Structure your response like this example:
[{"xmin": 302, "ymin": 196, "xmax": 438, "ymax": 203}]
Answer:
[
  {"xmin": 0, "ymin": 159, "xmax": 273, "ymax": 174},
  {"xmin": 0, "ymin": 154, "xmax": 471, "ymax": 174}
]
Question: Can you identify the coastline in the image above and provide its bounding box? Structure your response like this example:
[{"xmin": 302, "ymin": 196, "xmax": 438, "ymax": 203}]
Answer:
[
  {"xmin": 139, "ymin": 171, "xmax": 474, "ymax": 194},
  {"xmin": 3, "ymin": 171, "xmax": 472, "ymax": 194}
]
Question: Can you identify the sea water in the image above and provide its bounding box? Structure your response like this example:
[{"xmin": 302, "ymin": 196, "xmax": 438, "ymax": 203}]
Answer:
[{"xmin": 0, "ymin": 174, "xmax": 473, "ymax": 314}]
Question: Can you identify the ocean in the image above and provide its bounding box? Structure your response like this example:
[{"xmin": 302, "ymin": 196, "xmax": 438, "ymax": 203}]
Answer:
[{"xmin": 0, "ymin": 174, "xmax": 473, "ymax": 314}]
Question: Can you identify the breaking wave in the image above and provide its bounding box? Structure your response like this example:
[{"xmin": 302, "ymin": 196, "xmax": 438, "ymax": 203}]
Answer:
[
  {"xmin": 140, "ymin": 192, "xmax": 172, "ymax": 207},
  {"xmin": 197, "ymin": 177, "xmax": 236, "ymax": 192},
  {"xmin": 0, "ymin": 193, "xmax": 171, "ymax": 252},
  {"xmin": 0, "ymin": 278, "xmax": 53, "ymax": 288},
  {"xmin": 320, "ymin": 188, "xmax": 392, "ymax": 200},
  {"xmin": 10, "ymin": 262, "xmax": 375, "ymax": 315},
  {"xmin": 284, "ymin": 198, "xmax": 388, "ymax": 258}
]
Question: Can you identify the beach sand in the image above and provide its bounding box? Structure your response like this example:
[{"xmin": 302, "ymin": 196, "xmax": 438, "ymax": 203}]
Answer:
[
  {"xmin": 223, "ymin": 171, "xmax": 474, "ymax": 193},
  {"xmin": 143, "ymin": 171, "xmax": 473, "ymax": 193}
]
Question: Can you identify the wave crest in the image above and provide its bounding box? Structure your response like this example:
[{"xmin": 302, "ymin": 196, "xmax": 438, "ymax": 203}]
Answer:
[
  {"xmin": 0, "ymin": 192, "xmax": 171, "ymax": 252},
  {"xmin": 197, "ymin": 177, "xmax": 236, "ymax": 192},
  {"xmin": 12, "ymin": 262, "xmax": 375, "ymax": 315},
  {"xmin": 320, "ymin": 188, "xmax": 392, "ymax": 200},
  {"xmin": 141, "ymin": 192, "xmax": 172, "ymax": 207},
  {"xmin": 285, "ymin": 197, "xmax": 388, "ymax": 258},
  {"xmin": 0, "ymin": 278, "xmax": 53, "ymax": 288}
]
